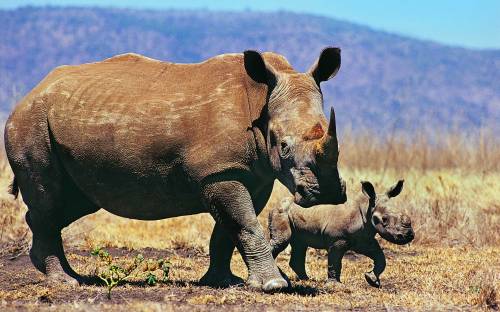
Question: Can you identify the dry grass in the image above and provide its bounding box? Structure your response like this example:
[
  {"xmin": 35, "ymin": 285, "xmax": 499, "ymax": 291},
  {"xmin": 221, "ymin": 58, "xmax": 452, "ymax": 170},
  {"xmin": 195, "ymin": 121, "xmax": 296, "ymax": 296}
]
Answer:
[
  {"xmin": 0, "ymin": 132, "xmax": 499, "ymax": 310},
  {"xmin": 340, "ymin": 128, "xmax": 500, "ymax": 171},
  {"xmin": 0, "ymin": 245, "xmax": 499, "ymax": 311}
]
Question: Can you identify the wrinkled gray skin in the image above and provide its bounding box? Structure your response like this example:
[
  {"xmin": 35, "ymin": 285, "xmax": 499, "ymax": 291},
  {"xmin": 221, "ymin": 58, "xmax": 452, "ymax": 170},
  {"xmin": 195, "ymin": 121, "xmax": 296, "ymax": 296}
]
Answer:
[
  {"xmin": 4, "ymin": 48, "xmax": 347, "ymax": 292},
  {"xmin": 268, "ymin": 180, "xmax": 414, "ymax": 288}
]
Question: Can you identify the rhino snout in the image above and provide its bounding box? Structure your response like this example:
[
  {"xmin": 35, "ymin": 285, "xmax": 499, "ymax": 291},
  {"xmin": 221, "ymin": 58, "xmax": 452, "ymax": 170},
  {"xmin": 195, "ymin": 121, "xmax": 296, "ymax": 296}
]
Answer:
[
  {"xmin": 393, "ymin": 227, "xmax": 414, "ymax": 245},
  {"xmin": 377, "ymin": 219, "xmax": 414, "ymax": 245},
  {"xmin": 291, "ymin": 167, "xmax": 347, "ymax": 207}
]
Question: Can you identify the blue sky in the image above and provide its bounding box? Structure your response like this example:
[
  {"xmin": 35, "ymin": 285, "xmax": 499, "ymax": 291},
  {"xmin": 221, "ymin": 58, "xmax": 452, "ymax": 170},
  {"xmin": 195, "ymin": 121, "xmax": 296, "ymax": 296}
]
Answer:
[{"xmin": 2, "ymin": 0, "xmax": 499, "ymax": 49}]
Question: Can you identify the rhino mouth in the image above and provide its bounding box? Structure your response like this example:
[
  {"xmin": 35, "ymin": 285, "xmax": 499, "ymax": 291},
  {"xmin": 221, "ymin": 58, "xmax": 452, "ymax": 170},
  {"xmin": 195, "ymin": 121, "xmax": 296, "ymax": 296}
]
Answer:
[
  {"xmin": 381, "ymin": 228, "xmax": 415, "ymax": 245},
  {"xmin": 291, "ymin": 167, "xmax": 346, "ymax": 207},
  {"xmin": 294, "ymin": 185, "xmax": 319, "ymax": 207}
]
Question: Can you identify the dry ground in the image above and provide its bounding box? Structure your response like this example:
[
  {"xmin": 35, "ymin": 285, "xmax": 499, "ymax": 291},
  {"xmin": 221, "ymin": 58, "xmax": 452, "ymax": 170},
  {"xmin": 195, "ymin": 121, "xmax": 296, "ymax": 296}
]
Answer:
[
  {"xmin": 0, "ymin": 245, "xmax": 497, "ymax": 311},
  {"xmin": 0, "ymin": 138, "xmax": 499, "ymax": 311}
]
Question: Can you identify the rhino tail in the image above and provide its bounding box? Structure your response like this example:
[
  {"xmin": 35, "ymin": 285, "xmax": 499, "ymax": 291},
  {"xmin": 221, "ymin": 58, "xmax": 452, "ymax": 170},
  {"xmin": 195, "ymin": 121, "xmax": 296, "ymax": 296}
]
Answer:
[{"xmin": 8, "ymin": 176, "xmax": 19, "ymax": 199}]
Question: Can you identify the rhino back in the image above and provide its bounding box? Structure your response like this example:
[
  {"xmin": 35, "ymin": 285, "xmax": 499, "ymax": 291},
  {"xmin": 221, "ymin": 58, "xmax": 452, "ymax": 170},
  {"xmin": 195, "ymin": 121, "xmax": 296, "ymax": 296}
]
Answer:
[
  {"xmin": 50, "ymin": 54, "xmax": 254, "ymax": 169},
  {"xmin": 6, "ymin": 53, "xmax": 265, "ymax": 219}
]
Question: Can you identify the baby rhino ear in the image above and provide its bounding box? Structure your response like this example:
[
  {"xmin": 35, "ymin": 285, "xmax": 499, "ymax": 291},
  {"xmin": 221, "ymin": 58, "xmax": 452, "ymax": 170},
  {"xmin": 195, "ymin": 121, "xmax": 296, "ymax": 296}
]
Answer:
[
  {"xmin": 361, "ymin": 181, "xmax": 376, "ymax": 200},
  {"xmin": 387, "ymin": 180, "xmax": 404, "ymax": 198}
]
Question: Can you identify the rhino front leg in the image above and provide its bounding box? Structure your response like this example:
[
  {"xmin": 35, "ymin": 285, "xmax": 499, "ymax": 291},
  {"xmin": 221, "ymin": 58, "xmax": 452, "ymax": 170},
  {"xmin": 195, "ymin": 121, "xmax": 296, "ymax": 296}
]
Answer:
[
  {"xmin": 199, "ymin": 223, "xmax": 244, "ymax": 287},
  {"xmin": 359, "ymin": 240, "xmax": 386, "ymax": 288},
  {"xmin": 202, "ymin": 181, "xmax": 287, "ymax": 292}
]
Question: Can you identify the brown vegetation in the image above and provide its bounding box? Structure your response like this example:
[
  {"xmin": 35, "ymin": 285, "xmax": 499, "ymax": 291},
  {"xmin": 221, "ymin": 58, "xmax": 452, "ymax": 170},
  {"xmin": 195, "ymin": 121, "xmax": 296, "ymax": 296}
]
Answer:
[
  {"xmin": 340, "ymin": 128, "xmax": 500, "ymax": 171},
  {"xmin": 0, "ymin": 132, "xmax": 499, "ymax": 310}
]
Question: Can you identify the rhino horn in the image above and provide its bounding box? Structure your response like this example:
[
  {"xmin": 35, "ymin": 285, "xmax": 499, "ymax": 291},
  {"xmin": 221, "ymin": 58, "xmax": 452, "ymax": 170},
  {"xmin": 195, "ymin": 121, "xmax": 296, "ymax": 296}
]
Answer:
[
  {"xmin": 327, "ymin": 106, "xmax": 338, "ymax": 143},
  {"xmin": 315, "ymin": 106, "xmax": 339, "ymax": 159}
]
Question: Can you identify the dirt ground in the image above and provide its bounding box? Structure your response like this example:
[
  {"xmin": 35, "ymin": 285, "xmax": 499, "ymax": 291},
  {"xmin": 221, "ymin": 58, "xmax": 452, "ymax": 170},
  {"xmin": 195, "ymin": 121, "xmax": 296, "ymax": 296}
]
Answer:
[
  {"xmin": 0, "ymin": 165, "xmax": 498, "ymax": 311},
  {"xmin": 0, "ymin": 243, "xmax": 498, "ymax": 311}
]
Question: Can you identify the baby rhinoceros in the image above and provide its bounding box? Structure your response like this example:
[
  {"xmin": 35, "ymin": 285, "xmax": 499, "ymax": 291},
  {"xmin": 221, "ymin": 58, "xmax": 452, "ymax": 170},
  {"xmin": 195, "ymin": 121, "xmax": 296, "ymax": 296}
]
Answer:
[{"xmin": 268, "ymin": 180, "xmax": 414, "ymax": 287}]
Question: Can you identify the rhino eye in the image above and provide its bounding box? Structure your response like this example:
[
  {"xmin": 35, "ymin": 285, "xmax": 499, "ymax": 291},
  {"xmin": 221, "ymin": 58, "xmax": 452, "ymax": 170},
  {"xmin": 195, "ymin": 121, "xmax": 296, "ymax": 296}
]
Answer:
[{"xmin": 280, "ymin": 141, "xmax": 291, "ymax": 158}]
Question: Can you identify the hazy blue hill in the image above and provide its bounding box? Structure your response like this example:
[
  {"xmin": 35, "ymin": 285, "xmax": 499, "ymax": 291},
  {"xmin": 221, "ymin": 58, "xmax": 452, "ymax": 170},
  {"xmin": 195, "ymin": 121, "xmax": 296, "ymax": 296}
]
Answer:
[{"xmin": 1, "ymin": 7, "xmax": 499, "ymax": 134}]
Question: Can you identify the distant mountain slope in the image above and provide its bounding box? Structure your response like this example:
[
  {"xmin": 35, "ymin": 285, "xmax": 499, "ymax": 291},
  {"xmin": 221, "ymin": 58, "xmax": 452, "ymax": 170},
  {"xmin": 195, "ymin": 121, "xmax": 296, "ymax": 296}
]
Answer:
[{"xmin": 0, "ymin": 7, "xmax": 498, "ymax": 133}]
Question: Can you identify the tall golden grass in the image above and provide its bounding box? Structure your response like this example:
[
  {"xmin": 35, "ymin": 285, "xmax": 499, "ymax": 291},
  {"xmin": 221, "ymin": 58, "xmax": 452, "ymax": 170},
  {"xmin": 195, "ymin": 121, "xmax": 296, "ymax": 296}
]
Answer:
[
  {"xmin": 340, "ymin": 128, "xmax": 500, "ymax": 171},
  {"xmin": 0, "ymin": 130, "xmax": 498, "ymax": 249}
]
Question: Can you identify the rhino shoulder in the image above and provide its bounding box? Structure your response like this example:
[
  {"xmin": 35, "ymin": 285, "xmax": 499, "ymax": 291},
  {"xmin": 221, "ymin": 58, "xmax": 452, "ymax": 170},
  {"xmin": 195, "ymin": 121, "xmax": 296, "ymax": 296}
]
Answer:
[{"xmin": 207, "ymin": 51, "xmax": 295, "ymax": 74}]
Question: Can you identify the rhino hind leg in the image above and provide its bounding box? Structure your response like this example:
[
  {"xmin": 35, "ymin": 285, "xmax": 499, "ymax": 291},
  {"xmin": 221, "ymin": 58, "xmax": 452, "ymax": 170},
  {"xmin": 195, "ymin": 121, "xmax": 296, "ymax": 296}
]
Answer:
[
  {"xmin": 5, "ymin": 96, "xmax": 99, "ymax": 285},
  {"xmin": 23, "ymin": 179, "xmax": 99, "ymax": 285},
  {"xmin": 27, "ymin": 212, "xmax": 79, "ymax": 285},
  {"xmin": 11, "ymin": 155, "xmax": 99, "ymax": 285}
]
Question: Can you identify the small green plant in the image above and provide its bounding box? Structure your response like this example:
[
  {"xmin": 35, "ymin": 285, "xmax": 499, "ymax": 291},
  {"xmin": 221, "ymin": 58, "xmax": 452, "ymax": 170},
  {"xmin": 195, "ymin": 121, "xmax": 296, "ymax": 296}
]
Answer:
[
  {"xmin": 90, "ymin": 247, "xmax": 170, "ymax": 299},
  {"xmin": 145, "ymin": 273, "xmax": 157, "ymax": 286},
  {"xmin": 158, "ymin": 258, "xmax": 171, "ymax": 282}
]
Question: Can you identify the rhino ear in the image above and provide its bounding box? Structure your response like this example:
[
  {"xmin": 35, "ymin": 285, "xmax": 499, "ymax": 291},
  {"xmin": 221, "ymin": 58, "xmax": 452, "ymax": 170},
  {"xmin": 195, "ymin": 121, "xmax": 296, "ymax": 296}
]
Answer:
[
  {"xmin": 361, "ymin": 181, "xmax": 376, "ymax": 200},
  {"xmin": 243, "ymin": 50, "xmax": 277, "ymax": 87},
  {"xmin": 308, "ymin": 47, "xmax": 341, "ymax": 85},
  {"xmin": 387, "ymin": 180, "xmax": 404, "ymax": 198}
]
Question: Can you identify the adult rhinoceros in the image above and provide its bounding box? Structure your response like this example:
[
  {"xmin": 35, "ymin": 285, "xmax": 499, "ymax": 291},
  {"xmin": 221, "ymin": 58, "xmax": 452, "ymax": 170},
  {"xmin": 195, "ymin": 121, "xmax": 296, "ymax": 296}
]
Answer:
[{"xmin": 4, "ymin": 48, "xmax": 346, "ymax": 292}]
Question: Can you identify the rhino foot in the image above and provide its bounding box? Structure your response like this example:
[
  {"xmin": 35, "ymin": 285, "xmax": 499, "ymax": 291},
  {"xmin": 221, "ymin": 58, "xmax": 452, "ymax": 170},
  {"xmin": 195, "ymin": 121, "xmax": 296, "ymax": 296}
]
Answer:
[
  {"xmin": 46, "ymin": 271, "xmax": 79, "ymax": 287},
  {"xmin": 199, "ymin": 270, "xmax": 244, "ymax": 288},
  {"xmin": 247, "ymin": 273, "xmax": 289, "ymax": 293},
  {"xmin": 364, "ymin": 271, "xmax": 381, "ymax": 288},
  {"xmin": 45, "ymin": 256, "xmax": 79, "ymax": 287}
]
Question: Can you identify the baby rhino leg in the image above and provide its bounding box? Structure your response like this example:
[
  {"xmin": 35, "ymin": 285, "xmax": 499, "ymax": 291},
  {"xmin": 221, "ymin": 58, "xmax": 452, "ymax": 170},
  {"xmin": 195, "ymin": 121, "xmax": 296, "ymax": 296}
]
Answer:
[
  {"xmin": 289, "ymin": 242, "xmax": 308, "ymax": 280},
  {"xmin": 358, "ymin": 240, "xmax": 385, "ymax": 288},
  {"xmin": 327, "ymin": 245, "xmax": 347, "ymax": 282},
  {"xmin": 268, "ymin": 202, "xmax": 292, "ymax": 258}
]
